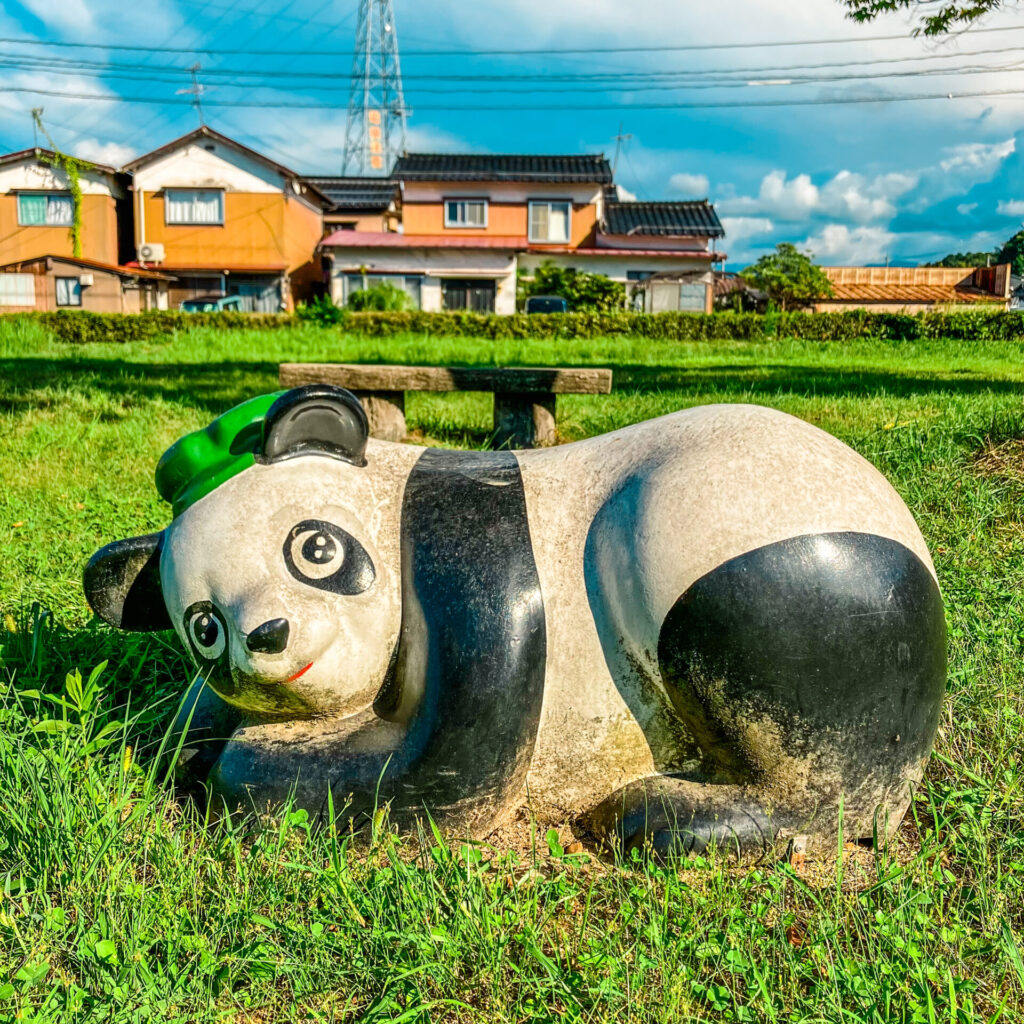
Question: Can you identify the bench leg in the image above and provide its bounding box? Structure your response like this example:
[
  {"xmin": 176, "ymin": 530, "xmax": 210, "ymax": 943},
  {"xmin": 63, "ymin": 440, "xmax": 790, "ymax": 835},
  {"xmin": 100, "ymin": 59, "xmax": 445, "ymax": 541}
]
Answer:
[
  {"xmin": 493, "ymin": 394, "xmax": 556, "ymax": 449},
  {"xmin": 354, "ymin": 390, "xmax": 406, "ymax": 442}
]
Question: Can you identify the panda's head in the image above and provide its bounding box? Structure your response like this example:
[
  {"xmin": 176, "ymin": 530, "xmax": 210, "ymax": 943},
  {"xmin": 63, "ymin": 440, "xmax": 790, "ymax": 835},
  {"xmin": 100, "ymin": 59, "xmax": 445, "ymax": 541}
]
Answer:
[{"xmin": 84, "ymin": 386, "xmax": 403, "ymax": 720}]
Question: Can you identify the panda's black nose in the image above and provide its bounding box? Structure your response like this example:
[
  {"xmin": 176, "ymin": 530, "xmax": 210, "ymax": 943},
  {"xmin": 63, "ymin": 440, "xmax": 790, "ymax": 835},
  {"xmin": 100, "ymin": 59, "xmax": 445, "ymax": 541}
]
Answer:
[{"xmin": 246, "ymin": 618, "xmax": 290, "ymax": 654}]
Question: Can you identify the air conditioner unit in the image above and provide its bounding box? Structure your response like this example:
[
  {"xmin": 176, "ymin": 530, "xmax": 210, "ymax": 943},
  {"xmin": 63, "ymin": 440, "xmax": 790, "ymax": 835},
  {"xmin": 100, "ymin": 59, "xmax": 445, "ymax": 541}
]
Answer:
[
  {"xmin": 137, "ymin": 242, "xmax": 165, "ymax": 263},
  {"xmin": 78, "ymin": 273, "xmax": 94, "ymax": 287}
]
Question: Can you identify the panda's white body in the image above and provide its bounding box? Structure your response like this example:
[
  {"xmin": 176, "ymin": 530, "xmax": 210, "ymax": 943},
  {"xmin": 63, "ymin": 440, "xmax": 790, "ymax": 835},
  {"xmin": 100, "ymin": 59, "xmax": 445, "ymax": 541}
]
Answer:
[{"xmin": 86, "ymin": 389, "xmax": 946, "ymax": 854}]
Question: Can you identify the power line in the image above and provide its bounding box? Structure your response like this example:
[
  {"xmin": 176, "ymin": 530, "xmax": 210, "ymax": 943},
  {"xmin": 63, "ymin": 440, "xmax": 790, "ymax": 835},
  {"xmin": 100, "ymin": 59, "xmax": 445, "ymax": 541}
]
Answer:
[
  {"xmin": 3, "ymin": 55, "xmax": 1020, "ymax": 95},
  {"xmin": 0, "ymin": 23, "xmax": 1022, "ymax": 57},
  {"xmin": 9, "ymin": 82, "xmax": 1024, "ymax": 111},
  {"xmin": 3, "ymin": 40, "xmax": 1023, "ymax": 81}
]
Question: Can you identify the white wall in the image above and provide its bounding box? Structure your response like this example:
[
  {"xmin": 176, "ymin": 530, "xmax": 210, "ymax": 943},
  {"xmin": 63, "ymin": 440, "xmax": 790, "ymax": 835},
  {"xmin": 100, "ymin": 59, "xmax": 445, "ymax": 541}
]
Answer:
[
  {"xmin": 597, "ymin": 233, "xmax": 713, "ymax": 252},
  {"xmin": 133, "ymin": 141, "xmax": 286, "ymax": 194},
  {"xmin": 0, "ymin": 157, "xmax": 121, "ymax": 197},
  {"xmin": 401, "ymin": 181, "xmax": 604, "ymax": 206},
  {"xmin": 327, "ymin": 243, "xmax": 518, "ymax": 313}
]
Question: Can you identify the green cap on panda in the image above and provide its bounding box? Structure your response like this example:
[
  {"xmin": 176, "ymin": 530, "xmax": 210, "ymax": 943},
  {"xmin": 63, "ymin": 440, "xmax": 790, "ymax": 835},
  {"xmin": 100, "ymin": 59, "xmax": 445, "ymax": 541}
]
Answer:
[
  {"xmin": 155, "ymin": 386, "xmax": 370, "ymax": 518},
  {"xmin": 156, "ymin": 391, "xmax": 286, "ymax": 517}
]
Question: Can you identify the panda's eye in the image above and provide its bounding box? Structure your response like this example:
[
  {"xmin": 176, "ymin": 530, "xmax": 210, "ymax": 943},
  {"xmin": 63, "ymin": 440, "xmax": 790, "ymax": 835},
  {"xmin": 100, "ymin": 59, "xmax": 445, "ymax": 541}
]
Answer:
[
  {"xmin": 291, "ymin": 527, "xmax": 344, "ymax": 580},
  {"xmin": 183, "ymin": 603, "xmax": 226, "ymax": 661},
  {"xmin": 284, "ymin": 519, "xmax": 375, "ymax": 595}
]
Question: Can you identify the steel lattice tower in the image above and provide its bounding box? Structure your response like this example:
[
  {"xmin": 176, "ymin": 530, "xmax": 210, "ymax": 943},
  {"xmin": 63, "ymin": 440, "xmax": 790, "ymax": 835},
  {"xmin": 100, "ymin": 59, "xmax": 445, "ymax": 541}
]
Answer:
[{"xmin": 341, "ymin": 0, "xmax": 408, "ymax": 175}]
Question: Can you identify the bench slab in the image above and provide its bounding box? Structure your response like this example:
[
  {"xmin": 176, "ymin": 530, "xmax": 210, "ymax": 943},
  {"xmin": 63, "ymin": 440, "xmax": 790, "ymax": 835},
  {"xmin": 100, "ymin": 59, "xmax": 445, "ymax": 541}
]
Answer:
[{"xmin": 279, "ymin": 363, "xmax": 613, "ymax": 395}]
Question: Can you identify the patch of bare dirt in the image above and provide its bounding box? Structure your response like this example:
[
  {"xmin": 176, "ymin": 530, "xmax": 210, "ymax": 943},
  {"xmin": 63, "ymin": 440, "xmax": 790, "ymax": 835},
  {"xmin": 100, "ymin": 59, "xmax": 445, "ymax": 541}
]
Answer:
[{"xmin": 972, "ymin": 438, "xmax": 1024, "ymax": 480}]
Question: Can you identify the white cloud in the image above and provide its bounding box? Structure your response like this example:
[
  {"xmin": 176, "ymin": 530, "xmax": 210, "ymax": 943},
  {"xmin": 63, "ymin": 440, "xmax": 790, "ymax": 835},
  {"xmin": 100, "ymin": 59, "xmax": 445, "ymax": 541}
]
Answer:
[
  {"xmin": 996, "ymin": 199, "xmax": 1024, "ymax": 217},
  {"xmin": 940, "ymin": 138, "xmax": 1015, "ymax": 174},
  {"xmin": 721, "ymin": 216, "xmax": 773, "ymax": 240},
  {"xmin": 668, "ymin": 172, "xmax": 709, "ymax": 196},
  {"xmin": 957, "ymin": 202, "xmax": 979, "ymax": 216},
  {"xmin": 74, "ymin": 139, "xmax": 135, "ymax": 168},
  {"xmin": 718, "ymin": 168, "xmax": 917, "ymax": 224},
  {"xmin": 16, "ymin": 0, "xmax": 96, "ymax": 34},
  {"xmin": 802, "ymin": 224, "xmax": 895, "ymax": 265}
]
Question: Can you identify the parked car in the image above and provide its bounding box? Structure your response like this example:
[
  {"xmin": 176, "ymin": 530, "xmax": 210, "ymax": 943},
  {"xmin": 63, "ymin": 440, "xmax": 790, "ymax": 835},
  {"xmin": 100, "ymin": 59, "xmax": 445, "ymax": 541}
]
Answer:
[
  {"xmin": 180, "ymin": 294, "xmax": 245, "ymax": 312},
  {"xmin": 525, "ymin": 295, "xmax": 568, "ymax": 314}
]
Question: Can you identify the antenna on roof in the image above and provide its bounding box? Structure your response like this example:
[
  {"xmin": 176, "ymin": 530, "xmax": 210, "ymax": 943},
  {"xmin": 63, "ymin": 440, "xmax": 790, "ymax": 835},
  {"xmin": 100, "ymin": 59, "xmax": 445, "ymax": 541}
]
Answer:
[
  {"xmin": 176, "ymin": 63, "xmax": 207, "ymax": 127},
  {"xmin": 31, "ymin": 107, "xmax": 43, "ymax": 147},
  {"xmin": 612, "ymin": 121, "xmax": 632, "ymax": 175},
  {"xmin": 342, "ymin": 0, "xmax": 409, "ymax": 176}
]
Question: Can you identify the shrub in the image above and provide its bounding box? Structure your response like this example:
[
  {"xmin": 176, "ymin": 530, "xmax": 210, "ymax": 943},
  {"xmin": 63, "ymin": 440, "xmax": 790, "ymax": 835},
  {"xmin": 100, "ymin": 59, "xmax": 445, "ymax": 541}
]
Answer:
[
  {"xmin": 296, "ymin": 295, "xmax": 346, "ymax": 325},
  {"xmin": 346, "ymin": 282, "xmax": 412, "ymax": 312},
  {"xmin": 6, "ymin": 307, "xmax": 1024, "ymax": 345},
  {"xmin": 519, "ymin": 261, "xmax": 626, "ymax": 312}
]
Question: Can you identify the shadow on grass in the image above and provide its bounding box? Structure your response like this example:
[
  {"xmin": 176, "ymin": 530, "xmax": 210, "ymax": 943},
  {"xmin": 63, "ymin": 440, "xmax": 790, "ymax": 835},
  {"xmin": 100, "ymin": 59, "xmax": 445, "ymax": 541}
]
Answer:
[{"xmin": 3, "ymin": 357, "xmax": 1024, "ymax": 421}]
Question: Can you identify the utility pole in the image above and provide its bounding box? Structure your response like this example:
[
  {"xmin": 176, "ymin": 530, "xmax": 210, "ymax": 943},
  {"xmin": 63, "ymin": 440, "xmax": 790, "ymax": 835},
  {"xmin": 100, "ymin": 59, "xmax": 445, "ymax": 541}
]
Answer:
[
  {"xmin": 612, "ymin": 121, "xmax": 632, "ymax": 175},
  {"xmin": 342, "ymin": 0, "xmax": 408, "ymax": 176},
  {"xmin": 176, "ymin": 62, "xmax": 206, "ymax": 127}
]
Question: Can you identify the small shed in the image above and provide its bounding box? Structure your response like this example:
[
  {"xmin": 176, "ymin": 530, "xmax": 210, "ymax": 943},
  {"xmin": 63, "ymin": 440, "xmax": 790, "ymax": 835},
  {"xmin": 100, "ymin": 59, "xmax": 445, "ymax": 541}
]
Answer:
[{"xmin": 0, "ymin": 254, "xmax": 170, "ymax": 313}]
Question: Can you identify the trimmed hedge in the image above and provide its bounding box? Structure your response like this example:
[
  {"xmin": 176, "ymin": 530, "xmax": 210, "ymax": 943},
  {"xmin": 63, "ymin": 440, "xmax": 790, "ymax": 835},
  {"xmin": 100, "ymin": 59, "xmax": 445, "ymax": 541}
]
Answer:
[{"xmin": 9, "ymin": 307, "xmax": 1024, "ymax": 344}]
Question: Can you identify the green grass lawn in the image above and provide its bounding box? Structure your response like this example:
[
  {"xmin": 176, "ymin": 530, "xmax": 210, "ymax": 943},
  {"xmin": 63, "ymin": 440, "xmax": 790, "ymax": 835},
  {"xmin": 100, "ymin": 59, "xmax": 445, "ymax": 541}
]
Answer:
[{"xmin": 1, "ymin": 318, "xmax": 1023, "ymax": 1022}]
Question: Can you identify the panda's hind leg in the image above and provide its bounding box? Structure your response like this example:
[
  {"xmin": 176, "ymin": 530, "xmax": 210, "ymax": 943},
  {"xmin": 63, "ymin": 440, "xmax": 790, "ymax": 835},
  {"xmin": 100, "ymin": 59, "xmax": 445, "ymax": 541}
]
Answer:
[{"xmin": 587, "ymin": 531, "xmax": 946, "ymax": 857}]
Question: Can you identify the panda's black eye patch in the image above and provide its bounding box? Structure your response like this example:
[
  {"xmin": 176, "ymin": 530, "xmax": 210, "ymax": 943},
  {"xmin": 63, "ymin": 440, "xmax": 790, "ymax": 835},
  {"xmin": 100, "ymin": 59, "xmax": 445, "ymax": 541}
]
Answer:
[
  {"xmin": 284, "ymin": 519, "xmax": 375, "ymax": 595},
  {"xmin": 183, "ymin": 600, "xmax": 227, "ymax": 663}
]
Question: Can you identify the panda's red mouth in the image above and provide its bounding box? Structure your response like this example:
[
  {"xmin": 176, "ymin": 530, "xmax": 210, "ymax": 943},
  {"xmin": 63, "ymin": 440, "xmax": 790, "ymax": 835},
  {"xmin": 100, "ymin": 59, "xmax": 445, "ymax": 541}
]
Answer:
[{"xmin": 286, "ymin": 661, "xmax": 314, "ymax": 683}]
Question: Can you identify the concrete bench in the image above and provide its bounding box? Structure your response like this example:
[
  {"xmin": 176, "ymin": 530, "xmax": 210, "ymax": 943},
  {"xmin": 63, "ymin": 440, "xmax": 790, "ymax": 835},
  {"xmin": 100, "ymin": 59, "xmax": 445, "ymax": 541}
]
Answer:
[{"xmin": 279, "ymin": 363, "xmax": 614, "ymax": 449}]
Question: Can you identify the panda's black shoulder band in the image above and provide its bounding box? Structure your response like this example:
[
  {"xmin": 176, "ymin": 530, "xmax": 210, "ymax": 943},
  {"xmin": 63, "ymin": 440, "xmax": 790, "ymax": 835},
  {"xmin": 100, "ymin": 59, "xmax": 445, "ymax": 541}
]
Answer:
[{"xmin": 258, "ymin": 385, "xmax": 369, "ymax": 467}]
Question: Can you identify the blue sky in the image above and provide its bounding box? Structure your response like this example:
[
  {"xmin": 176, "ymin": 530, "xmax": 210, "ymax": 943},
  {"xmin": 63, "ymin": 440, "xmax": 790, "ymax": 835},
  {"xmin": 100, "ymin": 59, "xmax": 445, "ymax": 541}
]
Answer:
[{"xmin": 2, "ymin": 0, "xmax": 1024, "ymax": 266}]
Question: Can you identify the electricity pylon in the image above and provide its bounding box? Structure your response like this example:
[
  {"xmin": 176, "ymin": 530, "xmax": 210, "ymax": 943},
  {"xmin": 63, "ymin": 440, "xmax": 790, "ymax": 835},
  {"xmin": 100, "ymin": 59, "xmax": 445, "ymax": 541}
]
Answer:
[{"xmin": 341, "ymin": 0, "xmax": 408, "ymax": 175}]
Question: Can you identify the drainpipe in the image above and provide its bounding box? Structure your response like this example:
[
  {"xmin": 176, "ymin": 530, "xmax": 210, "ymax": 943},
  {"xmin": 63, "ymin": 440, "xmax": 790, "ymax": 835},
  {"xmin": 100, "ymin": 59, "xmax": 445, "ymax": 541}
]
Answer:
[{"xmin": 136, "ymin": 184, "xmax": 147, "ymax": 268}]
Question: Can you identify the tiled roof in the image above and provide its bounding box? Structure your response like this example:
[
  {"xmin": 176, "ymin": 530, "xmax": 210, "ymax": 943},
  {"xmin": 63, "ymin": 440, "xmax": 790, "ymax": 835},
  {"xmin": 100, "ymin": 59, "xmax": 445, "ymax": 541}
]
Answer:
[
  {"xmin": 1, "ymin": 255, "xmax": 172, "ymax": 280},
  {"xmin": 825, "ymin": 283, "xmax": 1002, "ymax": 304},
  {"xmin": 393, "ymin": 153, "xmax": 613, "ymax": 183},
  {"xmin": 603, "ymin": 200, "xmax": 724, "ymax": 238},
  {"xmin": 820, "ymin": 265, "xmax": 1008, "ymax": 305},
  {"xmin": 321, "ymin": 230, "xmax": 526, "ymax": 249},
  {"xmin": 304, "ymin": 177, "xmax": 398, "ymax": 211}
]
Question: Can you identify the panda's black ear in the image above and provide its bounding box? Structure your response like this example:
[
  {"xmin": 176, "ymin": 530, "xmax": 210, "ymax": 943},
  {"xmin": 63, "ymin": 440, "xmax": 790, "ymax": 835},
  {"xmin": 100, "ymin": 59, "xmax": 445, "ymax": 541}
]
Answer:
[
  {"xmin": 84, "ymin": 532, "xmax": 172, "ymax": 632},
  {"xmin": 259, "ymin": 385, "xmax": 368, "ymax": 467}
]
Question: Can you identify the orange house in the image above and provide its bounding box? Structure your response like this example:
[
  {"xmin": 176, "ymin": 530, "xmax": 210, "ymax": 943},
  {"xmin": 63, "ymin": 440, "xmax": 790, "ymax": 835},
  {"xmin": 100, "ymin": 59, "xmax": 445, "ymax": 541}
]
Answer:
[
  {"xmin": 124, "ymin": 126, "xmax": 328, "ymax": 311},
  {"xmin": 0, "ymin": 147, "xmax": 128, "ymax": 267},
  {"xmin": 321, "ymin": 154, "xmax": 725, "ymax": 313}
]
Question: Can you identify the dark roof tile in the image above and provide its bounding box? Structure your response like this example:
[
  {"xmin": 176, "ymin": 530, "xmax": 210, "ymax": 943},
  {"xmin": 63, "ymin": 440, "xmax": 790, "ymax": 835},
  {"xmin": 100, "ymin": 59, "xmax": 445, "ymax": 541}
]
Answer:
[
  {"xmin": 393, "ymin": 152, "xmax": 613, "ymax": 183},
  {"xmin": 303, "ymin": 176, "xmax": 398, "ymax": 211},
  {"xmin": 603, "ymin": 199, "xmax": 724, "ymax": 238}
]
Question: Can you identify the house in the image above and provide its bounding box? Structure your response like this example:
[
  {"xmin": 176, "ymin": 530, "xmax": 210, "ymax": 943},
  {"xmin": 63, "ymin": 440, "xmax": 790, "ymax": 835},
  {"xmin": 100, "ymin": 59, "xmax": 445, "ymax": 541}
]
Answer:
[
  {"xmin": 0, "ymin": 147, "xmax": 131, "ymax": 268},
  {"xmin": 302, "ymin": 176, "xmax": 399, "ymax": 234},
  {"xmin": 123, "ymin": 126, "xmax": 328, "ymax": 311},
  {"xmin": 0, "ymin": 254, "xmax": 169, "ymax": 312},
  {"xmin": 0, "ymin": 147, "xmax": 171, "ymax": 312},
  {"xmin": 813, "ymin": 265, "xmax": 1011, "ymax": 313},
  {"xmin": 319, "ymin": 154, "xmax": 725, "ymax": 313}
]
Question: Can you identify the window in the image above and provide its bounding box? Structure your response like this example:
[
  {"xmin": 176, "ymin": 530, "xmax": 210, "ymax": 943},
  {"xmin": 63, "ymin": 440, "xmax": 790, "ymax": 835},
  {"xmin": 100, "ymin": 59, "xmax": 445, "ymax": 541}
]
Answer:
[
  {"xmin": 528, "ymin": 201, "xmax": 571, "ymax": 243},
  {"xmin": 679, "ymin": 283, "xmax": 707, "ymax": 311},
  {"xmin": 165, "ymin": 189, "xmax": 224, "ymax": 225},
  {"xmin": 441, "ymin": 278, "xmax": 495, "ymax": 312},
  {"xmin": 0, "ymin": 273, "xmax": 35, "ymax": 306},
  {"xmin": 55, "ymin": 277, "xmax": 82, "ymax": 307},
  {"xmin": 17, "ymin": 193, "xmax": 73, "ymax": 226},
  {"xmin": 445, "ymin": 199, "xmax": 487, "ymax": 228},
  {"xmin": 344, "ymin": 274, "xmax": 422, "ymax": 310}
]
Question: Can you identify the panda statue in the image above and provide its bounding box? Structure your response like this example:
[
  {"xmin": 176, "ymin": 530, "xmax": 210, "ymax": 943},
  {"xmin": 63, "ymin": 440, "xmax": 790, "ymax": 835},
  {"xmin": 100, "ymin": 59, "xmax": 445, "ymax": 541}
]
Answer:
[{"xmin": 84, "ymin": 385, "xmax": 946, "ymax": 856}]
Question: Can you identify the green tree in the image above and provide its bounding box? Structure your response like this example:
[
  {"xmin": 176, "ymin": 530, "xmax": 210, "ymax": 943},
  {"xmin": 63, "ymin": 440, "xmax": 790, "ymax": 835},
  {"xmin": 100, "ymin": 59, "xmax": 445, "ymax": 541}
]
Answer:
[
  {"xmin": 924, "ymin": 251, "xmax": 996, "ymax": 268},
  {"xmin": 841, "ymin": 0, "xmax": 1008, "ymax": 35},
  {"xmin": 996, "ymin": 229, "xmax": 1024, "ymax": 275},
  {"xmin": 520, "ymin": 261, "xmax": 625, "ymax": 312},
  {"xmin": 739, "ymin": 243, "xmax": 834, "ymax": 311}
]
